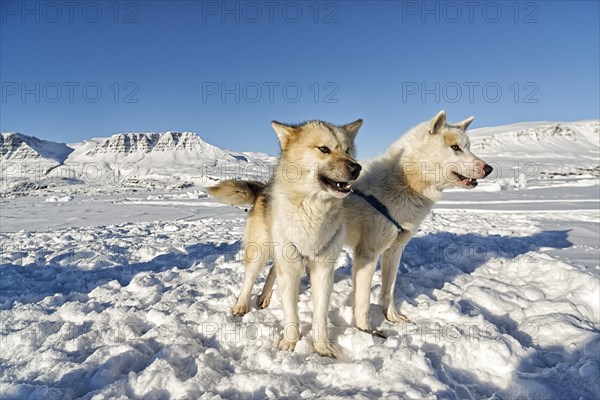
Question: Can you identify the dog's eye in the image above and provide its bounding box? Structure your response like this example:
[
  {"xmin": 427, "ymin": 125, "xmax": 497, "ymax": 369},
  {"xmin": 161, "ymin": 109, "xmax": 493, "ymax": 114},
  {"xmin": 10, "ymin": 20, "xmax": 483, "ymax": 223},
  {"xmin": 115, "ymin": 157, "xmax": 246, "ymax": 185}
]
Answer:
[
  {"xmin": 345, "ymin": 148, "xmax": 350, "ymax": 154},
  {"xmin": 318, "ymin": 146, "xmax": 330, "ymax": 154},
  {"xmin": 451, "ymin": 145, "xmax": 462, "ymax": 152}
]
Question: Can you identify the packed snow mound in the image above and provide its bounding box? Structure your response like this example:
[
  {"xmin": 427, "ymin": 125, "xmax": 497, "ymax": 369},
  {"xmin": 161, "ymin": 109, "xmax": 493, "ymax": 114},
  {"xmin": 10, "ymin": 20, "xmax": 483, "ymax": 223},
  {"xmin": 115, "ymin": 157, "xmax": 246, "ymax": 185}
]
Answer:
[
  {"xmin": 0, "ymin": 210, "xmax": 598, "ymax": 399},
  {"xmin": 469, "ymin": 120, "xmax": 599, "ymax": 160},
  {"xmin": 0, "ymin": 132, "xmax": 72, "ymax": 164}
]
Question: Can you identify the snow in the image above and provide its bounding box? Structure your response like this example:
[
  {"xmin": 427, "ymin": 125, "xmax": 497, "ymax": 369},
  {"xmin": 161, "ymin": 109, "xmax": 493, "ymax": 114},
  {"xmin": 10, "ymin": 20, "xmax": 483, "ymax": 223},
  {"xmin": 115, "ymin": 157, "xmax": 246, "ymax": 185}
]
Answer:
[
  {"xmin": 1, "ymin": 120, "xmax": 599, "ymax": 399},
  {"xmin": 45, "ymin": 196, "xmax": 74, "ymax": 203}
]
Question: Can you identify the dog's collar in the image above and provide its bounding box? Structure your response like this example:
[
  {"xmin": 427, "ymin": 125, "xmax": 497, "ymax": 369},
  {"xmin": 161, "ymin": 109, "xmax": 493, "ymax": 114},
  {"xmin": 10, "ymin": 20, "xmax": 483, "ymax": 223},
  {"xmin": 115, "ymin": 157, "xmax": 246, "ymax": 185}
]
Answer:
[{"xmin": 351, "ymin": 189, "xmax": 406, "ymax": 233}]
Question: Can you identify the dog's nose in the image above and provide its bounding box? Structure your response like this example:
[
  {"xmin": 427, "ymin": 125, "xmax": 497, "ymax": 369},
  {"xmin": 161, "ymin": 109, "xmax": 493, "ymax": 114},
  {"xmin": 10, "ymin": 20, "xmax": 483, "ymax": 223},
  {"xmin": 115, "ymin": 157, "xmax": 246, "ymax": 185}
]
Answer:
[
  {"xmin": 483, "ymin": 164, "xmax": 493, "ymax": 177},
  {"xmin": 348, "ymin": 162, "xmax": 362, "ymax": 179}
]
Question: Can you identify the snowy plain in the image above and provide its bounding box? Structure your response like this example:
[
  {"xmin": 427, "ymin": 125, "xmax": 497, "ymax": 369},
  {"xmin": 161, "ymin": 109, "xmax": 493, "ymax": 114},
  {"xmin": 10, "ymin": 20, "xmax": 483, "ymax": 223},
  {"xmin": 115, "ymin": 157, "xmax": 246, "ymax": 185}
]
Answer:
[{"xmin": 1, "ymin": 121, "xmax": 599, "ymax": 399}]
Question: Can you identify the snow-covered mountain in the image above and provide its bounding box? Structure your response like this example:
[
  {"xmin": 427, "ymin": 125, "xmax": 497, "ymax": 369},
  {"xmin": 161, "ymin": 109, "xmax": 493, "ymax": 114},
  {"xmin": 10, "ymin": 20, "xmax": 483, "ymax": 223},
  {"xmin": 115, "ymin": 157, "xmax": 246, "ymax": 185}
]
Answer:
[
  {"xmin": 0, "ymin": 133, "xmax": 75, "ymax": 192},
  {"xmin": 82, "ymin": 131, "xmax": 232, "ymax": 159},
  {"xmin": 84, "ymin": 133, "xmax": 161, "ymax": 156},
  {"xmin": 470, "ymin": 120, "xmax": 599, "ymax": 160},
  {"xmin": 468, "ymin": 120, "xmax": 599, "ymax": 181},
  {"xmin": 1, "ymin": 131, "xmax": 275, "ymax": 194},
  {"xmin": 0, "ymin": 132, "xmax": 73, "ymax": 163},
  {"xmin": 66, "ymin": 132, "xmax": 274, "ymax": 187}
]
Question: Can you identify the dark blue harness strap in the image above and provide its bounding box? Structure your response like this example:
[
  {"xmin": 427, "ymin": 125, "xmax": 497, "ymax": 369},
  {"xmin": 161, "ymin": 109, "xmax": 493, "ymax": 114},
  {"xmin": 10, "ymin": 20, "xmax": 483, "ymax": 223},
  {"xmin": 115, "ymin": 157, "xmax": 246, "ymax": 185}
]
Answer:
[{"xmin": 351, "ymin": 189, "xmax": 406, "ymax": 233}]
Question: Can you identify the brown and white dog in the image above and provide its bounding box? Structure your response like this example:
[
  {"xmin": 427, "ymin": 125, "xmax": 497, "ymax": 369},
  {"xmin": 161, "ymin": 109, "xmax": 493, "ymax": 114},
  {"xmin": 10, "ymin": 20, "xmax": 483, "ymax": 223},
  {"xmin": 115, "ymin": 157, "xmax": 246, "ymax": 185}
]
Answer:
[{"xmin": 208, "ymin": 119, "xmax": 362, "ymax": 357}]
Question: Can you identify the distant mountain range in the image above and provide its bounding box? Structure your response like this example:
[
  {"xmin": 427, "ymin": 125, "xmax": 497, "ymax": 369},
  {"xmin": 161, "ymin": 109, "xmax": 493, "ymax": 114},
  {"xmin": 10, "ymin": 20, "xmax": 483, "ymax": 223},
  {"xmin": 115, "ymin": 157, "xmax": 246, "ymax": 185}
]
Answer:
[
  {"xmin": 470, "ymin": 120, "xmax": 599, "ymax": 159},
  {"xmin": 1, "ymin": 120, "xmax": 598, "ymax": 194},
  {"xmin": 468, "ymin": 120, "xmax": 599, "ymax": 179},
  {"xmin": 0, "ymin": 131, "xmax": 275, "ymax": 193}
]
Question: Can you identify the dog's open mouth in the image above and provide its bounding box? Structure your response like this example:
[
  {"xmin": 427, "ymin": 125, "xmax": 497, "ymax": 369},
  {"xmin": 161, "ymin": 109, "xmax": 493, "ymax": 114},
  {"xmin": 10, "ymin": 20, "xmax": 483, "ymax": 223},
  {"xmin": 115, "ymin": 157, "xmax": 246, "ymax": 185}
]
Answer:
[
  {"xmin": 320, "ymin": 175, "xmax": 352, "ymax": 196},
  {"xmin": 452, "ymin": 171, "xmax": 478, "ymax": 188}
]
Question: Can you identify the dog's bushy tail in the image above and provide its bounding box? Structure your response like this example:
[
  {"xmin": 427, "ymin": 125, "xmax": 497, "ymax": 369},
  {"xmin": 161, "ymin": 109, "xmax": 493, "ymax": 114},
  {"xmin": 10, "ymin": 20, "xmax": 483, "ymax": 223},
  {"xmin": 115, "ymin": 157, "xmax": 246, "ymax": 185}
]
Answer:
[{"xmin": 207, "ymin": 180, "xmax": 267, "ymax": 206}]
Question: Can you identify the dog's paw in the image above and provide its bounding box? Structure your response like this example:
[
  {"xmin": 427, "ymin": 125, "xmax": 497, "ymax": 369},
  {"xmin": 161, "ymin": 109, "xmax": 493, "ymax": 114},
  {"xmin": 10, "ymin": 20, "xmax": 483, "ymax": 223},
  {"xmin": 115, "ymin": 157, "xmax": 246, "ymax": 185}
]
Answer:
[
  {"xmin": 231, "ymin": 302, "xmax": 250, "ymax": 316},
  {"xmin": 385, "ymin": 307, "xmax": 409, "ymax": 323},
  {"xmin": 314, "ymin": 341, "xmax": 340, "ymax": 359},
  {"xmin": 355, "ymin": 320, "xmax": 373, "ymax": 333},
  {"xmin": 278, "ymin": 338, "xmax": 297, "ymax": 352},
  {"xmin": 256, "ymin": 292, "xmax": 271, "ymax": 309}
]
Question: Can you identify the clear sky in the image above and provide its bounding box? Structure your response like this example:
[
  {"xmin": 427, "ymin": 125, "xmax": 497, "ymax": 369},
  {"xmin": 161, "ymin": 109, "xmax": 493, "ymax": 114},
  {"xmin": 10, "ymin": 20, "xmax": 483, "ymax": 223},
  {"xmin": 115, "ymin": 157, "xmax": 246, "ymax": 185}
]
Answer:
[{"xmin": 1, "ymin": 0, "xmax": 598, "ymax": 158}]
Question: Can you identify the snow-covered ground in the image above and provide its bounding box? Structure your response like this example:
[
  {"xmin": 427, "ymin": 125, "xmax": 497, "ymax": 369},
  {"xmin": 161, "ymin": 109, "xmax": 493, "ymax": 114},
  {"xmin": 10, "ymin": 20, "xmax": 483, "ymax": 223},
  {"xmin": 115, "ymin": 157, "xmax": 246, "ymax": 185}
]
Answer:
[{"xmin": 1, "ymin": 121, "xmax": 599, "ymax": 399}]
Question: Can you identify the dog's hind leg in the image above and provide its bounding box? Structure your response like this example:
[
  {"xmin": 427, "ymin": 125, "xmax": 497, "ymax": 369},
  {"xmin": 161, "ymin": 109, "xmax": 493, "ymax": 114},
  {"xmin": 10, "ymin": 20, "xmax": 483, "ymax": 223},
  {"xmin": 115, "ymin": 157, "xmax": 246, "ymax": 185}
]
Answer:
[
  {"xmin": 232, "ymin": 242, "xmax": 268, "ymax": 316},
  {"xmin": 381, "ymin": 244, "xmax": 409, "ymax": 323},
  {"xmin": 257, "ymin": 264, "xmax": 276, "ymax": 309}
]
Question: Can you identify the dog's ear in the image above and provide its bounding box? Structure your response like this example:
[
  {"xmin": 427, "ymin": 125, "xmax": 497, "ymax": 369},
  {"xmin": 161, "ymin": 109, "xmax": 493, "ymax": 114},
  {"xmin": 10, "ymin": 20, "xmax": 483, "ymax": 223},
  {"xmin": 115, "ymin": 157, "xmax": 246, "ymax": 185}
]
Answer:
[
  {"xmin": 341, "ymin": 119, "xmax": 363, "ymax": 140},
  {"xmin": 429, "ymin": 110, "xmax": 446, "ymax": 135},
  {"xmin": 271, "ymin": 121, "xmax": 298, "ymax": 150},
  {"xmin": 455, "ymin": 116, "xmax": 475, "ymax": 131}
]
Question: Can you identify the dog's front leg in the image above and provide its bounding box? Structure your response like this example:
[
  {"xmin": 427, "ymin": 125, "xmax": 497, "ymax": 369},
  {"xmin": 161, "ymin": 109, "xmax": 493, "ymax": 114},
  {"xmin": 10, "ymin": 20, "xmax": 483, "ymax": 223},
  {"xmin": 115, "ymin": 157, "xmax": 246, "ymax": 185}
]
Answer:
[
  {"xmin": 308, "ymin": 259, "xmax": 339, "ymax": 358},
  {"xmin": 275, "ymin": 254, "xmax": 303, "ymax": 352},
  {"xmin": 352, "ymin": 250, "xmax": 379, "ymax": 332},
  {"xmin": 381, "ymin": 243, "xmax": 409, "ymax": 323}
]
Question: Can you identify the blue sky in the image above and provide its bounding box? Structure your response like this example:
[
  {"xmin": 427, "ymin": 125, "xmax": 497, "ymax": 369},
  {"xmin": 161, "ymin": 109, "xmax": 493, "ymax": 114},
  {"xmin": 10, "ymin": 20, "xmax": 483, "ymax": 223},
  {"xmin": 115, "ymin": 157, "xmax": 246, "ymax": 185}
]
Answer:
[{"xmin": 1, "ymin": 1, "xmax": 598, "ymax": 158}]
